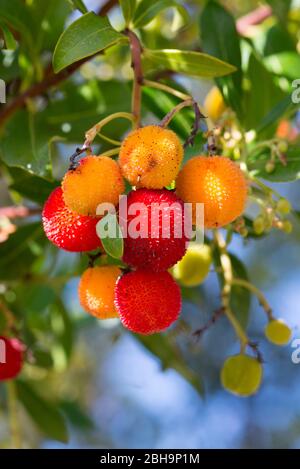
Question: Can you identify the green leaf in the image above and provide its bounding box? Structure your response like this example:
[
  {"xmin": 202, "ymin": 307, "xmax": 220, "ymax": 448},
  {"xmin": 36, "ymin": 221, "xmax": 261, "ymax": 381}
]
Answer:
[
  {"xmin": 243, "ymin": 53, "xmax": 284, "ymax": 132},
  {"xmin": 7, "ymin": 166, "xmax": 58, "ymax": 204},
  {"xmin": 200, "ymin": 0, "xmax": 243, "ymax": 118},
  {"xmin": 142, "ymin": 85, "xmax": 194, "ymax": 139},
  {"xmin": 248, "ymin": 146, "xmax": 300, "ymax": 182},
  {"xmin": 256, "ymin": 95, "xmax": 294, "ymax": 136},
  {"xmin": 266, "ymin": 0, "xmax": 292, "ymax": 23},
  {"xmin": 0, "ymin": 110, "xmax": 55, "ymax": 177},
  {"xmin": 67, "ymin": 0, "xmax": 88, "ymax": 14},
  {"xmin": 0, "ymin": 0, "xmax": 34, "ymax": 46},
  {"xmin": 143, "ymin": 48, "xmax": 236, "ymax": 78},
  {"xmin": 133, "ymin": 0, "xmax": 188, "ymax": 29},
  {"xmin": 120, "ymin": 0, "xmax": 136, "ymax": 25},
  {"xmin": 16, "ymin": 380, "xmax": 68, "ymax": 443},
  {"xmin": 136, "ymin": 334, "xmax": 204, "ymax": 395},
  {"xmin": 52, "ymin": 300, "xmax": 74, "ymax": 359},
  {"xmin": 96, "ymin": 213, "xmax": 124, "ymax": 260},
  {"xmin": 60, "ymin": 400, "xmax": 94, "ymax": 430},
  {"xmin": 264, "ymin": 52, "xmax": 300, "ymax": 80},
  {"xmin": 52, "ymin": 12, "xmax": 124, "ymax": 73},
  {"xmin": 0, "ymin": 223, "xmax": 43, "ymax": 280},
  {"xmin": 0, "ymin": 21, "xmax": 17, "ymax": 50}
]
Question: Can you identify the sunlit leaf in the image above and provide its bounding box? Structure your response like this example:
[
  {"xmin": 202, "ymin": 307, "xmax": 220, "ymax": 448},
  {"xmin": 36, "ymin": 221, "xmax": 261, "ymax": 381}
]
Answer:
[
  {"xmin": 53, "ymin": 12, "xmax": 124, "ymax": 72},
  {"xmin": 133, "ymin": 0, "xmax": 188, "ymax": 29},
  {"xmin": 143, "ymin": 49, "xmax": 236, "ymax": 78}
]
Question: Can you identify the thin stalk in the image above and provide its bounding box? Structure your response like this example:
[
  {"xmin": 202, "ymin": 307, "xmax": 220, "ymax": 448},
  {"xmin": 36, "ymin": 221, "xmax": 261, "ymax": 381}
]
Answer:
[
  {"xmin": 6, "ymin": 381, "xmax": 21, "ymax": 449},
  {"xmin": 143, "ymin": 79, "xmax": 191, "ymax": 101},
  {"xmin": 231, "ymin": 278, "xmax": 273, "ymax": 320}
]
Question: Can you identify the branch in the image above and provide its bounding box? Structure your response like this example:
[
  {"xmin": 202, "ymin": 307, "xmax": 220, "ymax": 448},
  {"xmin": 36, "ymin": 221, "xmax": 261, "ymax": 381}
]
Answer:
[
  {"xmin": 124, "ymin": 29, "xmax": 144, "ymax": 127},
  {"xmin": 0, "ymin": 0, "xmax": 118, "ymax": 127}
]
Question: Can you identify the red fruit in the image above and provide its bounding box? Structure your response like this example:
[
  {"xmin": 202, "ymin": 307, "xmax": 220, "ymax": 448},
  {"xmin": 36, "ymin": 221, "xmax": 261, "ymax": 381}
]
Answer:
[
  {"xmin": 114, "ymin": 270, "xmax": 181, "ymax": 334},
  {"xmin": 0, "ymin": 336, "xmax": 24, "ymax": 381},
  {"xmin": 42, "ymin": 187, "xmax": 102, "ymax": 252},
  {"xmin": 121, "ymin": 188, "xmax": 191, "ymax": 272}
]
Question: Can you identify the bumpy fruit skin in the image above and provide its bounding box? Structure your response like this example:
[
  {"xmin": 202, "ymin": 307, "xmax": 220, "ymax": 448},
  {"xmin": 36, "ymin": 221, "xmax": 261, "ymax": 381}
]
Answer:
[
  {"xmin": 119, "ymin": 125, "xmax": 183, "ymax": 189},
  {"xmin": 78, "ymin": 266, "xmax": 121, "ymax": 319},
  {"xmin": 121, "ymin": 188, "xmax": 191, "ymax": 272},
  {"xmin": 115, "ymin": 270, "xmax": 181, "ymax": 334},
  {"xmin": 0, "ymin": 336, "xmax": 24, "ymax": 381},
  {"xmin": 204, "ymin": 86, "xmax": 226, "ymax": 122},
  {"xmin": 62, "ymin": 155, "xmax": 124, "ymax": 215},
  {"xmin": 176, "ymin": 155, "xmax": 248, "ymax": 228},
  {"xmin": 172, "ymin": 244, "xmax": 212, "ymax": 287},
  {"xmin": 42, "ymin": 187, "xmax": 102, "ymax": 252},
  {"xmin": 221, "ymin": 354, "xmax": 262, "ymax": 397},
  {"xmin": 265, "ymin": 319, "xmax": 292, "ymax": 346}
]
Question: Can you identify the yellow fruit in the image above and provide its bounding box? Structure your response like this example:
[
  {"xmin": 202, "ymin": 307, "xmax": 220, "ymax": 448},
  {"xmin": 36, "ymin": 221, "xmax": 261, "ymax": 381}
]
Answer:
[
  {"xmin": 78, "ymin": 266, "xmax": 121, "ymax": 319},
  {"xmin": 172, "ymin": 244, "xmax": 212, "ymax": 287},
  {"xmin": 176, "ymin": 155, "xmax": 248, "ymax": 228},
  {"xmin": 119, "ymin": 125, "xmax": 183, "ymax": 189},
  {"xmin": 204, "ymin": 86, "xmax": 226, "ymax": 122},
  {"xmin": 265, "ymin": 319, "xmax": 292, "ymax": 346},
  {"xmin": 62, "ymin": 155, "xmax": 124, "ymax": 216},
  {"xmin": 221, "ymin": 354, "xmax": 263, "ymax": 397}
]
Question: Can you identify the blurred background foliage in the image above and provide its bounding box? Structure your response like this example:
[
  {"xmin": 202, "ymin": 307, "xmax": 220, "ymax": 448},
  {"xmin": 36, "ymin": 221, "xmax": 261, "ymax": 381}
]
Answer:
[{"xmin": 0, "ymin": 0, "xmax": 299, "ymax": 449}]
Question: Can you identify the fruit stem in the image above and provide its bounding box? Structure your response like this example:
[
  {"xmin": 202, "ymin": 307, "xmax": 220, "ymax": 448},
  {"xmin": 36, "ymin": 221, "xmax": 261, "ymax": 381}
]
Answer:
[
  {"xmin": 214, "ymin": 230, "xmax": 249, "ymax": 352},
  {"xmin": 97, "ymin": 132, "xmax": 122, "ymax": 146},
  {"xmin": 6, "ymin": 381, "xmax": 22, "ymax": 449},
  {"xmin": 124, "ymin": 29, "xmax": 143, "ymax": 128},
  {"xmin": 83, "ymin": 112, "xmax": 136, "ymax": 148},
  {"xmin": 143, "ymin": 79, "xmax": 191, "ymax": 101},
  {"xmin": 160, "ymin": 98, "xmax": 195, "ymax": 127},
  {"xmin": 230, "ymin": 278, "xmax": 273, "ymax": 320},
  {"xmin": 100, "ymin": 147, "xmax": 121, "ymax": 158},
  {"xmin": 249, "ymin": 175, "xmax": 282, "ymax": 200}
]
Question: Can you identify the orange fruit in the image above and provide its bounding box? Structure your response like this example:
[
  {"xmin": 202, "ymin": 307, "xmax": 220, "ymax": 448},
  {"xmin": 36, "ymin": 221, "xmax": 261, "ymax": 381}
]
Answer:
[
  {"xmin": 119, "ymin": 125, "xmax": 183, "ymax": 189},
  {"xmin": 78, "ymin": 266, "xmax": 121, "ymax": 319},
  {"xmin": 62, "ymin": 155, "xmax": 124, "ymax": 216},
  {"xmin": 176, "ymin": 155, "xmax": 248, "ymax": 228}
]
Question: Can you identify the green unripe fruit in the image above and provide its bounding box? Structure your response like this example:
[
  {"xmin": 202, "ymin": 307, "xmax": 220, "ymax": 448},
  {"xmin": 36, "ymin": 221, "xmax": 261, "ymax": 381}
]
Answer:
[
  {"xmin": 278, "ymin": 141, "xmax": 288, "ymax": 153},
  {"xmin": 253, "ymin": 216, "xmax": 265, "ymax": 235},
  {"xmin": 265, "ymin": 319, "xmax": 292, "ymax": 346},
  {"xmin": 265, "ymin": 161, "xmax": 275, "ymax": 173},
  {"xmin": 282, "ymin": 220, "xmax": 293, "ymax": 234},
  {"xmin": 277, "ymin": 199, "xmax": 291, "ymax": 215},
  {"xmin": 172, "ymin": 244, "xmax": 212, "ymax": 287},
  {"xmin": 221, "ymin": 354, "xmax": 263, "ymax": 397}
]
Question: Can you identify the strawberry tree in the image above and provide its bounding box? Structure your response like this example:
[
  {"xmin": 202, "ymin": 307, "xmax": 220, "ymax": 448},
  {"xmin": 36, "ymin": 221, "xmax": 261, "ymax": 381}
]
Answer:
[{"xmin": 0, "ymin": 0, "xmax": 299, "ymax": 448}]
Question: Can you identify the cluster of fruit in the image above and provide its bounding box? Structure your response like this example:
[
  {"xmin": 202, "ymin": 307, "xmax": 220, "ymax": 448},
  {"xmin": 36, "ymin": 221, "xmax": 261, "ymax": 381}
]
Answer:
[{"xmin": 42, "ymin": 125, "xmax": 248, "ymax": 335}]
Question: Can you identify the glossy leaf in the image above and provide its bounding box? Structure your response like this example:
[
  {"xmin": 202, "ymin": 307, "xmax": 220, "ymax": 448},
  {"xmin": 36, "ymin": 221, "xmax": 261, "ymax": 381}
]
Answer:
[
  {"xmin": 133, "ymin": 0, "xmax": 188, "ymax": 29},
  {"xmin": 243, "ymin": 53, "xmax": 284, "ymax": 132},
  {"xmin": 53, "ymin": 12, "xmax": 124, "ymax": 72},
  {"xmin": 120, "ymin": 0, "xmax": 136, "ymax": 25},
  {"xmin": 200, "ymin": 0, "xmax": 243, "ymax": 118},
  {"xmin": 0, "ymin": 223, "xmax": 43, "ymax": 280},
  {"xmin": 0, "ymin": 21, "xmax": 17, "ymax": 50},
  {"xmin": 67, "ymin": 0, "xmax": 88, "ymax": 14},
  {"xmin": 0, "ymin": 0, "xmax": 34, "ymax": 45},
  {"xmin": 143, "ymin": 48, "xmax": 236, "ymax": 78},
  {"xmin": 16, "ymin": 380, "xmax": 68, "ymax": 443},
  {"xmin": 96, "ymin": 213, "xmax": 124, "ymax": 260},
  {"xmin": 264, "ymin": 52, "xmax": 300, "ymax": 80},
  {"xmin": 7, "ymin": 166, "xmax": 58, "ymax": 204}
]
